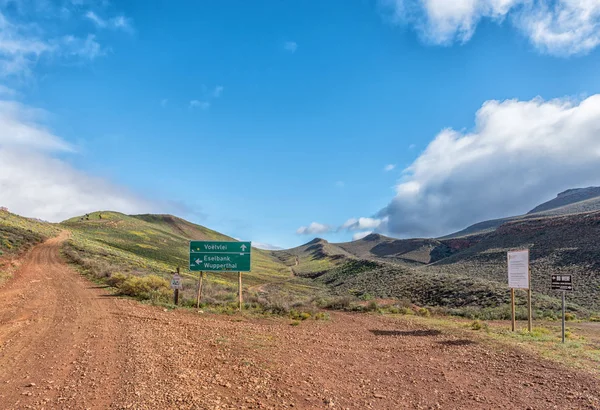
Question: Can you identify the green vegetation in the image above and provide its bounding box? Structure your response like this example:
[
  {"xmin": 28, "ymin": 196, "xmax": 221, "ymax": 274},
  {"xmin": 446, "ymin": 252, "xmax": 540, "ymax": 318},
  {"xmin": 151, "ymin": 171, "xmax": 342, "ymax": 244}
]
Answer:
[
  {"xmin": 0, "ymin": 210, "xmax": 61, "ymax": 283},
  {"xmin": 62, "ymin": 211, "xmax": 295, "ymax": 286}
]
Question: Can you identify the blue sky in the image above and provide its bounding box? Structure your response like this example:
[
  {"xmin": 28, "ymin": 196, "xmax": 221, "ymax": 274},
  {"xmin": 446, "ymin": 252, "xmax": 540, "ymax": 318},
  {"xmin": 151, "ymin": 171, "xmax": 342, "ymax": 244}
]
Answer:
[{"xmin": 1, "ymin": 0, "xmax": 600, "ymax": 249}]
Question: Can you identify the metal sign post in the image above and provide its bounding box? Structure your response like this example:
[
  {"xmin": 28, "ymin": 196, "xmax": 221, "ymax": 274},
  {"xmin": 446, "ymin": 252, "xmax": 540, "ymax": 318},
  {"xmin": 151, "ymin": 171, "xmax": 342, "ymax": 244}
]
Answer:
[
  {"xmin": 551, "ymin": 274, "xmax": 573, "ymax": 343},
  {"xmin": 562, "ymin": 291, "xmax": 565, "ymax": 343}
]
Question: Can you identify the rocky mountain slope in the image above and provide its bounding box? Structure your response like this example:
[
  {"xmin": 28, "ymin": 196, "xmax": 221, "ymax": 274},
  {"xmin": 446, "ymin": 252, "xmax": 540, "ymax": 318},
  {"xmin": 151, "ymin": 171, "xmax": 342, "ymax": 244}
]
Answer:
[{"xmin": 442, "ymin": 186, "xmax": 600, "ymax": 239}]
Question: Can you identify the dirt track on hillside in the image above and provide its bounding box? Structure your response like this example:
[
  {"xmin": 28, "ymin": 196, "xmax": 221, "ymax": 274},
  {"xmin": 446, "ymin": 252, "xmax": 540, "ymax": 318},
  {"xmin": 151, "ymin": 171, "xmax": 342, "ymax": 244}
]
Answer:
[{"xmin": 0, "ymin": 236, "xmax": 599, "ymax": 409}]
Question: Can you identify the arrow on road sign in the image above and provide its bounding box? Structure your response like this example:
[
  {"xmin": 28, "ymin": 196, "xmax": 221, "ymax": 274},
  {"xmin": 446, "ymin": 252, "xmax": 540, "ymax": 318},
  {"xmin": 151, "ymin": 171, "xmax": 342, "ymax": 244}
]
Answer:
[
  {"xmin": 195, "ymin": 258, "xmax": 201, "ymax": 265},
  {"xmin": 240, "ymin": 244, "xmax": 247, "ymax": 251}
]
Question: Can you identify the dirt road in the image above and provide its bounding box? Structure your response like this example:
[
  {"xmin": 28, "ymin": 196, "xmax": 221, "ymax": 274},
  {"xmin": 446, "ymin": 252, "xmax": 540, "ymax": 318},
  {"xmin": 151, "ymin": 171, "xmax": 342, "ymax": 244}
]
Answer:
[{"xmin": 0, "ymin": 236, "xmax": 599, "ymax": 409}]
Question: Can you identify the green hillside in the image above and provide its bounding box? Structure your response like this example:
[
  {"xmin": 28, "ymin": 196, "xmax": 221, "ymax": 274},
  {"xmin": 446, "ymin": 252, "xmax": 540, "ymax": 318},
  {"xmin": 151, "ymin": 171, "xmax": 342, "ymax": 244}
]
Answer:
[
  {"xmin": 61, "ymin": 211, "xmax": 292, "ymax": 286},
  {"xmin": 59, "ymin": 211, "xmax": 328, "ymax": 308},
  {"xmin": 0, "ymin": 210, "xmax": 61, "ymax": 283}
]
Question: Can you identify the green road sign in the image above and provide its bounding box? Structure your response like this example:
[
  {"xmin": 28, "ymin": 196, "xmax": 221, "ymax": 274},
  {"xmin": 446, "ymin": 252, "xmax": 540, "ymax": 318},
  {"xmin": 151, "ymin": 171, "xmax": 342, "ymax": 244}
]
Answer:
[{"xmin": 189, "ymin": 241, "xmax": 251, "ymax": 272}]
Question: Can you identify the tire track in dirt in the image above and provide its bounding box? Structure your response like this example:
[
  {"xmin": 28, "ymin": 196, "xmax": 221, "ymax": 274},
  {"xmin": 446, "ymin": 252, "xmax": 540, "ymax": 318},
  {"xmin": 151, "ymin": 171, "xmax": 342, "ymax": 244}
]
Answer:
[{"xmin": 0, "ymin": 232, "xmax": 123, "ymax": 409}]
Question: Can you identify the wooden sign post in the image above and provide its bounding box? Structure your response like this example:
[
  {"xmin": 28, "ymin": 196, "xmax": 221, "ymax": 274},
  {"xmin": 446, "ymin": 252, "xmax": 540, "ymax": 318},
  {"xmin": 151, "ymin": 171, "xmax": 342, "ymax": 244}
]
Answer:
[
  {"xmin": 238, "ymin": 271, "xmax": 243, "ymax": 311},
  {"xmin": 196, "ymin": 271, "xmax": 204, "ymax": 309},
  {"xmin": 171, "ymin": 267, "xmax": 183, "ymax": 305},
  {"xmin": 508, "ymin": 250, "xmax": 531, "ymax": 332},
  {"xmin": 510, "ymin": 288, "xmax": 516, "ymax": 332}
]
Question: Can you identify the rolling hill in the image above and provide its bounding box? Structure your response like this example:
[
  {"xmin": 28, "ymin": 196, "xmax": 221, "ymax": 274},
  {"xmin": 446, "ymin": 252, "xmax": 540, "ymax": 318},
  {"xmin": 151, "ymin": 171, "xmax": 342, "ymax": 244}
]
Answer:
[{"xmin": 60, "ymin": 211, "xmax": 297, "ymax": 290}]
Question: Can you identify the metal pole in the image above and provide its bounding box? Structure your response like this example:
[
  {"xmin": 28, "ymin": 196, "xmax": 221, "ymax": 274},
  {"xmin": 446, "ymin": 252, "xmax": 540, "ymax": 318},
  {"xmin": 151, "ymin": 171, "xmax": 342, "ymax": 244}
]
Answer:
[{"xmin": 562, "ymin": 291, "xmax": 566, "ymax": 343}]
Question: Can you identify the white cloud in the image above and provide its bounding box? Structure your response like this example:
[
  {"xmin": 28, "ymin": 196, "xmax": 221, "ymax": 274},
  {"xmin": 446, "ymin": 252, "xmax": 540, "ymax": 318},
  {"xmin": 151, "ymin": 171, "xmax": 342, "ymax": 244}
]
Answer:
[
  {"xmin": 60, "ymin": 34, "xmax": 105, "ymax": 60},
  {"xmin": 85, "ymin": 11, "xmax": 133, "ymax": 32},
  {"xmin": 383, "ymin": 0, "xmax": 600, "ymax": 56},
  {"xmin": 384, "ymin": 164, "xmax": 396, "ymax": 172},
  {"xmin": 284, "ymin": 41, "xmax": 298, "ymax": 53},
  {"xmin": 0, "ymin": 5, "xmax": 130, "ymax": 78},
  {"xmin": 0, "ymin": 99, "xmax": 155, "ymax": 222},
  {"xmin": 518, "ymin": 1, "xmax": 600, "ymax": 56},
  {"xmin": 110, "ymin": 15, "xmax": 133, "ymax": 32},
  {"xmin": 85, "ymin": 11, "xmax": 106, "ymax": 27},
  {"xmin": 253, "ymin": 242, "xmax": 283, "ymax": 251},
  {"xmin": 0, "ymin": 11, "xmax": 54, "ymax": 76},
  {"xmin": 189, "ymin": 100, "xmax": 210, "ymax": 110},
  {"xmin": 341, "ymin": 217, "xmax": 386, "ymax": 231},
  {"xmin": 213, "ymin": 86, "xmax": 224, "ymax": 98},
  {"xmin": 376, "ymin": 94, "xmax": 600, "ymax": 237},
  {"xmin": 296, "ymin": 222, "xmax": 332, "ymax": 235},
  {"xmin": 0, "ymin": 100, "xmax": 73, "ymax": 151},
  {"xmin": 352, "ymin": 231, "xmax": 373, "ymax": 241}
]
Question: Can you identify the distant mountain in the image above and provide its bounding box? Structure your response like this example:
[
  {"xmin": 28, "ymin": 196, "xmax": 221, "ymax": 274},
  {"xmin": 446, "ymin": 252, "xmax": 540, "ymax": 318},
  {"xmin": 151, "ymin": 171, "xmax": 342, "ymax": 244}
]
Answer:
[
  {"xmin": 337, "ymin": 233, "xmax": 449, "ymax": 265},
  {"xmin": 442, "ymin": 186, "xmax": 600, "ymax": 239},
  {"xmin": 272, "ymin": 238, "xmax": 352, "ymax": 277},
  {"xmin": 527, "ymin": 187, "xmax": 600, "ymax": 215}
]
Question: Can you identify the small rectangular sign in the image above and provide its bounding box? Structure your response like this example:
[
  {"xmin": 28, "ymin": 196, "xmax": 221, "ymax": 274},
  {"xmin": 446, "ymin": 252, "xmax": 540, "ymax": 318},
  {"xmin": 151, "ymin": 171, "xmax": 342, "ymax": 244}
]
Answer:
[
  {"xmin": 551, "ymin": 274, "xmax": 573, "ymax": 291},
  {"xmin": 171, "ymin": 274, "xmax": 183, "ymax": 290},
  {"xmin": 508, "ymin": 249, "xmax": 529, "ymax": 289},
  {"xmin": 189, "ymin": 241, "xmax": 252, "ymax": 272}
]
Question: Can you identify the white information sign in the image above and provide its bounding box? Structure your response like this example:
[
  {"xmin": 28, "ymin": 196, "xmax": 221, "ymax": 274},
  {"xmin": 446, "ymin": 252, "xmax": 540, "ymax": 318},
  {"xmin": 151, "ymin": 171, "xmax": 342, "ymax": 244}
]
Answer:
[
  {"xmin": 507, "ymin": 249, "xmax": 529, "ymax": 289},
  {"xmin": 171, "ymin": 274, "xmax": 183, "ymax": 290}
]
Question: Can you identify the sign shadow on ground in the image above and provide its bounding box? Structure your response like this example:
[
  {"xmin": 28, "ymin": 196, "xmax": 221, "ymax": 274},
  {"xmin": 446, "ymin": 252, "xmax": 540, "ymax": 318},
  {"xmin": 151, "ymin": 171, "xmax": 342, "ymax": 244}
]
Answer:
[{"xmin": 370, "ymin": 329, "xmax": 442, "ymax": 337}]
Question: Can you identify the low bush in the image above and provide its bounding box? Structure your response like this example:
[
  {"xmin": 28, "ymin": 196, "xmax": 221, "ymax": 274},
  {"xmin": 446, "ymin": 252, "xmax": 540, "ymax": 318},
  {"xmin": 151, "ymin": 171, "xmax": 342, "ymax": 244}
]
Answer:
[
  {"xmin": 314, "ymin": 312, "xmax": 329, "ymax": 320},
  {"xmin": 470, "ymin": 320, "xmax": 488, "ymax": 331},
  {"xmin": 106, "ymin": 272, "xmax": 127, "ymax": 288},
  {"xmin": 290, "ymin": 310, "xmax": 312, "ymax": 320},
  {"xmin": 417, "ymin": 307, "xmax": 431, "ymax": 317},
  {"xmin": 365, "ymin": 301, "xmax": 378, "ymax": 312},
  {"xmin": 118, "ymin": 274, "xmax": 171, "ymax": 303},
  {"xmin": 320, "ymin": 296, "xmax": 354, "ymax": 310}
]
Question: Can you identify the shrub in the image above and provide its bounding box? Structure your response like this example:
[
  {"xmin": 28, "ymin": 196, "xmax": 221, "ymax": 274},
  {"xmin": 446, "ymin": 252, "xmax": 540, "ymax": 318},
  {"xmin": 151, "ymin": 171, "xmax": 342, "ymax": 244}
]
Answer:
[
  {"xmin": 262, "ymin": 295, "xmax": 291, "ymax": 315},
  {"xmin": 118, "ymin": 274, "xmax": 171, "ymax": 303},
  {"xmin": 321, "ymin": 296, "xmax": 354, "ymax": 310},
  {"xmin": 399, "ymin": 307, "xmax": 413, "ymax": 315},
  {"xmin": 106, "ymin": 272, "xmax": 127, "ymax": 288},
  {"xmin": 314, "ymin": 312, "xmax": 329, "ymax": 320},
  {"xmin": 470, "ymin": 320, "xmax": 488, "ymax": 331},
  {"xmin": 365, "ymin": 301, "xmax": 378, "ymax": 312},
  {"xmin": 417, "ymin": 307, "xmax": 431, "ymax": 317},
  {"xmin": 590, "ymin": 316, "xmax": 600, "ymax": 322},
  {"xmin": 565, "ymin": 312, "xmax": 576, "ymax": 321}
]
